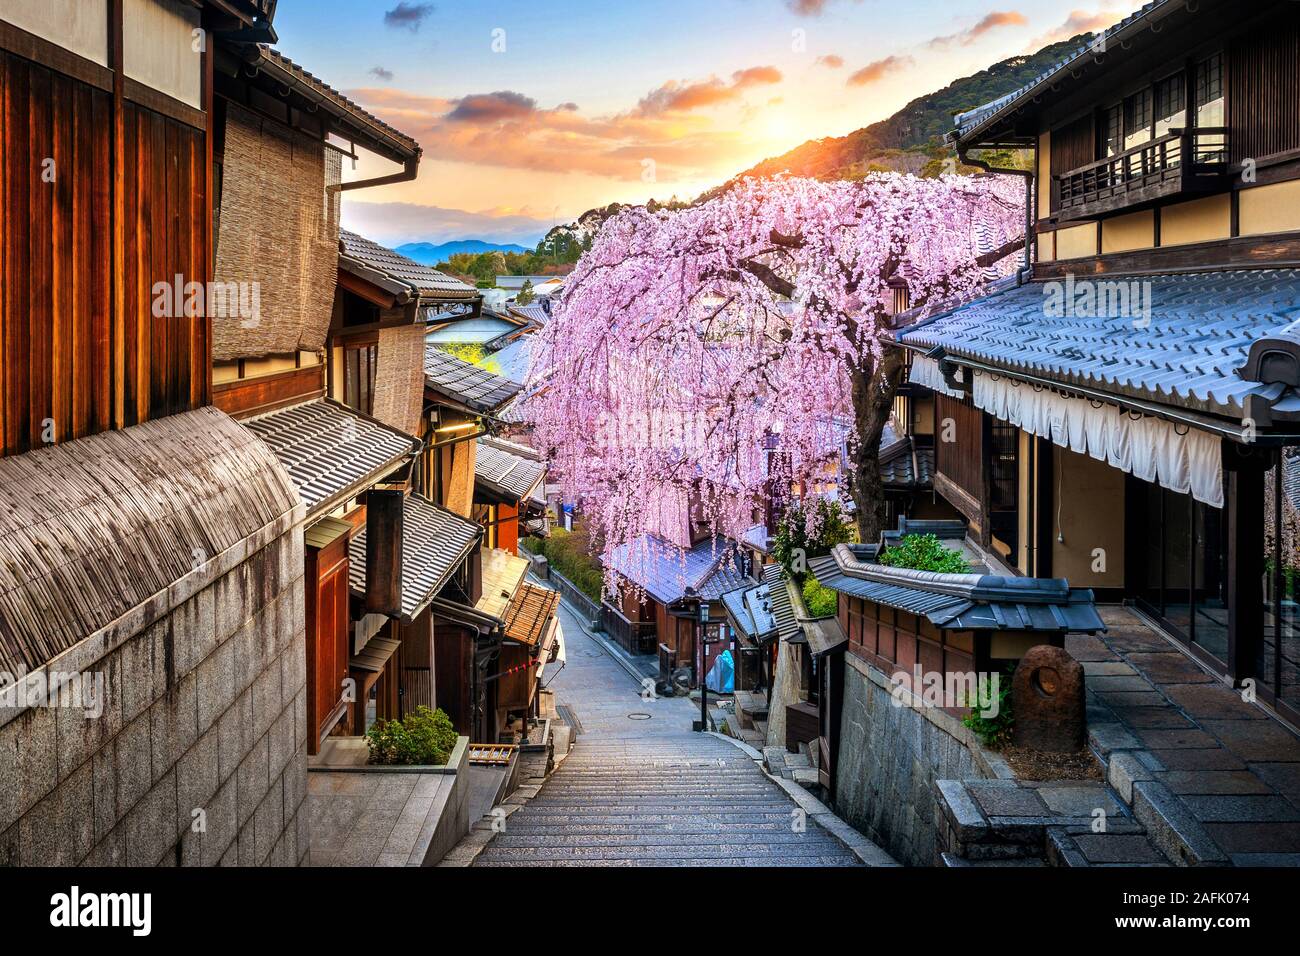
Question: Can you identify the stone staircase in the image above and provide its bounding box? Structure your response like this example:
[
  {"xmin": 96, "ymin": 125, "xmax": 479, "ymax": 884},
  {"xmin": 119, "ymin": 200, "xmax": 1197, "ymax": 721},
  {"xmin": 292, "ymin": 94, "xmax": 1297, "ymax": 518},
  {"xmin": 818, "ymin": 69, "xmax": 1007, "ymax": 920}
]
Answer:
[{"xmin": 472, "ymin": 732, "xmax": 867, "ymax": 866}]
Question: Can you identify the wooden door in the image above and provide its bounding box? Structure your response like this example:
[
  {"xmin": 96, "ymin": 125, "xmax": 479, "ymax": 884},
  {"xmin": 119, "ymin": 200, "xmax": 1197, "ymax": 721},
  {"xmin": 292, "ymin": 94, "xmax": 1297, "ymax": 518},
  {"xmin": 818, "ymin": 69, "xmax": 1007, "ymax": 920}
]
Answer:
[{"xmin": 305, "ymin": 533, "xmax": 350, "ymax": 754}]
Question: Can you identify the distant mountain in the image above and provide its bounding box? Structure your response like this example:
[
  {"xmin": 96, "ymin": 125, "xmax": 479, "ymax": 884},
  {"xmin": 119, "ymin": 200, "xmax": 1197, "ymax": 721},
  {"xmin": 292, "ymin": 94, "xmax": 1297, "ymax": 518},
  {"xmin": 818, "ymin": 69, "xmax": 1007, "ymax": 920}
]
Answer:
[
  {"xmin": 697, "ymin": 34, "xmax": 1089, "ymax": 201},
  {"xmin": 395, "ymin": 239, "xmax": 529, "ymax": 264}
]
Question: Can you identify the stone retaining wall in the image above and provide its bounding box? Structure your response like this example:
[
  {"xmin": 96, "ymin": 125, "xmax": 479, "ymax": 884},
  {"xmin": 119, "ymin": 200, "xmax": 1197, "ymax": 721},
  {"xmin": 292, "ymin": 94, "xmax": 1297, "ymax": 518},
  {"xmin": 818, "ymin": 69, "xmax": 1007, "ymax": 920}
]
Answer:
[
  {"xmin": 834, "ymin": 653, "xmax": 1006, "ymax": 866},
  {"xmin": 0, "ymin": 518, "xmax": 308, "ymax": 866}
]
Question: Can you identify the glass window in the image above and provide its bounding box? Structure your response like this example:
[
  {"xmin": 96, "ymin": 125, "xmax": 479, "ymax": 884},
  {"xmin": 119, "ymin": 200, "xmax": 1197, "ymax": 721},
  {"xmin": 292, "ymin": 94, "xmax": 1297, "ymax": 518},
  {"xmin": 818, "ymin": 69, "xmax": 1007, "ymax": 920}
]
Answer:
[
  {"xmin": 1154, "ymin": 72, "xmax": 1186, "ymax": 139},
  {"xmin": 1194, "ymin": 53, "xmax": 1226, "ymax": 164},
  {"xmin": 1124, "ymin": 88, "xmax": 1153, "ymax": 151},
  {"xmin": 1100, "ymin": 104, "xmax": 1122, "ymax": 158}
]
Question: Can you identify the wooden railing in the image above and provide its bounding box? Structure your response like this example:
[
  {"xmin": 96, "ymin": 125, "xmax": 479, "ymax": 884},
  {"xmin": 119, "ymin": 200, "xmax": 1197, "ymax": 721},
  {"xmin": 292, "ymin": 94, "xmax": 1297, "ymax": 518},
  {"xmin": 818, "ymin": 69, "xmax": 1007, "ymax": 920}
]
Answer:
[
  {"xmin": 549, "ymin": 568, "xmax": 603, "ymax": 627},
  {"xmin": 1056, "ymin": 128, "xmax": 1228, "ymax": 218},
  {"xmin": 600, "ymin": 601, "xmax": 657, "ymax": 655}
]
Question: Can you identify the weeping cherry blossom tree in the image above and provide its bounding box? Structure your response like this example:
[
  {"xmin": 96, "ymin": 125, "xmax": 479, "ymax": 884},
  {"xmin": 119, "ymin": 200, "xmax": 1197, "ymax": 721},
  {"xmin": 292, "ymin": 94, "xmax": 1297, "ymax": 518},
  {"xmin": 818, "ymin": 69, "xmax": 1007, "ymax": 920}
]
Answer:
[{"xmin": 526, "ymin": 172, "xmax": 1025, "ymax": 577}]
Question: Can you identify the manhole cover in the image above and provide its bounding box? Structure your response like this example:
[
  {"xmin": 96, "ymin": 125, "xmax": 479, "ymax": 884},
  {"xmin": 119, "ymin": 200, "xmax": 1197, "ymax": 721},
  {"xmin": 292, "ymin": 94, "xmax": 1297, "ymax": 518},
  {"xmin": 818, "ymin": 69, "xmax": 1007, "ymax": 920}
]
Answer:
[{"xmin": 627, "ymin": 712, "xmax": 652, "ymax": 720}]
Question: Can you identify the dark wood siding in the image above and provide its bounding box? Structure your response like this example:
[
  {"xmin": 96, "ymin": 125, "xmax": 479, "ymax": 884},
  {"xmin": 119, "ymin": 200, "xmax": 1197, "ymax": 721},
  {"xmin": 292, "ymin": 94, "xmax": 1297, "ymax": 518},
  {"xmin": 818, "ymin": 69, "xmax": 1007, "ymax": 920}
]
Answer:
[
  {"xmin": 1050, "ymin": 114, "xmax": 1095, "ymax": 213},
  {"xmin": 0, "ymin": 49, "xmax": 208, "ymax": 456},
  {"xmin": 934, "ymin": 393, "xmax": 984, "ymax": 507},
  {"xmin": 1228, "ymin": 16, "xmax": 1300, "ymax": 165}
]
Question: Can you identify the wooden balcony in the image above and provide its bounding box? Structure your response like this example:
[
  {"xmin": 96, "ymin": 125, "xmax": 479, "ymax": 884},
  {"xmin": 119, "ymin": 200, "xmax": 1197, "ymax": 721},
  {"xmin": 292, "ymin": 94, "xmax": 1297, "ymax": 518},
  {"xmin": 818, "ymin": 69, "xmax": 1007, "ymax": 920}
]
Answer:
[{"xmin": 1055, "ymin": 128, "xmax": 1229, "ymax": 221}]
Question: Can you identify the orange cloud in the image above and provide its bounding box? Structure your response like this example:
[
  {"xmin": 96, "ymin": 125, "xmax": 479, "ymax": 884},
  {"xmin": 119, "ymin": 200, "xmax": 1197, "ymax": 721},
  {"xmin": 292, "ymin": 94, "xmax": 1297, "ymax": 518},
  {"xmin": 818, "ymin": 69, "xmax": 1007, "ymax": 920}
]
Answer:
[
  {"xmin": 637, "ymin": 66, "xmax": 783, "ymax": 115},
  {"xmin": 345, "ymin": 83, "xmax": 757, "ymax": 184},
  {"xmin": 1029, "ymin": 3, "xmax": 1144, "ymax": 48},
  {"xmin": 814, "ymin": 54, "xmax": 844, "ymax": 69},
  {"xmin": 846, "ymin": 55, "xmax": 913, "ymax": 87},
  {"xmin": 928, "ymin": 11, "xmax": 1028, "ymax": 48}
]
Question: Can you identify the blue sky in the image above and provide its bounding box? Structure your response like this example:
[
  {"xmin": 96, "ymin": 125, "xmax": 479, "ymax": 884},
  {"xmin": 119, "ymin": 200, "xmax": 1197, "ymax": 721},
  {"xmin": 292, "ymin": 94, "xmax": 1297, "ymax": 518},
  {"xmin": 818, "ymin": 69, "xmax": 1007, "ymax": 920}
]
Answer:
[{"xmin": 270, "ymin": 0, "xmax": 1141, "ymax": 247}]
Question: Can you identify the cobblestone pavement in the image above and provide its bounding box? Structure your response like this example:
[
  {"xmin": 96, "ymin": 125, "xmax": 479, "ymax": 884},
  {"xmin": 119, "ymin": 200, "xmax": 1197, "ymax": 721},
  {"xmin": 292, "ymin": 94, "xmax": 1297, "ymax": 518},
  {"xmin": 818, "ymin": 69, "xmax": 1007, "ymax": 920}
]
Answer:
[{"xmin": 472, "ymin": 594, "xmax": 864, "ymax": 866}]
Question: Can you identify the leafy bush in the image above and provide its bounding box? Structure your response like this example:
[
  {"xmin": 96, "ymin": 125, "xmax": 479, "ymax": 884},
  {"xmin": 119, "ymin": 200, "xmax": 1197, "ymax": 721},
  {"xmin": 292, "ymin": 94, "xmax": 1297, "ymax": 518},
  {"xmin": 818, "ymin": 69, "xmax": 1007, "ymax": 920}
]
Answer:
[
  {"xmin": 878, "ymin": 533, "xmax": 969, "ymax": 573},
  {"xmin": 960, "ymin": 673, "xmax": 1014, "ymax": 749},
  {"xmin": 801, "ymin": 575, "xmax": 838, "ymax": 618},
  {"xmin": 366, "ymin": 706, "xmax": 459, "ymax": 766},
  {"xmin": 772, "ymin": 499, "xmax": 854, "ymax": 582},
  {"xmin": 521, "ymin": 523, "xmax": 604, "ymax": 602}
]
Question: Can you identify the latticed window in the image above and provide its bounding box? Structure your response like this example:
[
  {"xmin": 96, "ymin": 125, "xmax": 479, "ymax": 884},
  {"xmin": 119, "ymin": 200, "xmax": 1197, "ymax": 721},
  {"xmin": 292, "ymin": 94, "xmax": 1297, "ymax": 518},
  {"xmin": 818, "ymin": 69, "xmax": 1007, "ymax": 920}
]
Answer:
[{"xmin": 343, "ymin": 343, "xmax": 378, "ymax": 415}]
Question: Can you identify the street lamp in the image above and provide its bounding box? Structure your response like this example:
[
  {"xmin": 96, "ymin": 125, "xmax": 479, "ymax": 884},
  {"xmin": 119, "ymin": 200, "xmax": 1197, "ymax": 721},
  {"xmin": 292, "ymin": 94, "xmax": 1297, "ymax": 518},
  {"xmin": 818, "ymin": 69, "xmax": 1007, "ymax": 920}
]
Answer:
[{"xmin": 686, "ymin": 586, "xmax": 712, "ymax": 733}]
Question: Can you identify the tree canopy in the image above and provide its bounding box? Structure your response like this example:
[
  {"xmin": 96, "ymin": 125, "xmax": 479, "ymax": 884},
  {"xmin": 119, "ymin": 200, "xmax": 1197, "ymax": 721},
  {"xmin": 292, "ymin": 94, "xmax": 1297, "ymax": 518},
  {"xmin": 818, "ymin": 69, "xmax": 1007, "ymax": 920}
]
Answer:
[{"xmin": 526, "ymin": 173, "xmax": 1023, "ymax": 579}]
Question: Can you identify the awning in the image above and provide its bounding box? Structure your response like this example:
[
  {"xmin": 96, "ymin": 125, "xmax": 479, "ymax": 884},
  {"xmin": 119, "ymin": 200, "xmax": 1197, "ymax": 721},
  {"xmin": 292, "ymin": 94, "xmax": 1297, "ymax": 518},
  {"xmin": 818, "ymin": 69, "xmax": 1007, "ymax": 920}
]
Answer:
[
  {"xmin": 910, "ymin": 355, "xmax": 1224, "ymax": 507},
  {"xmin": 762, "ymin": 564, "xmax": 802, "ymax": 643},
  {"xmin": 477, "ymin": 549, "xmax": 530, "ymax": 619},
  {"xmin": 349, "ymin": 494, "xmax": 482, "ymax": 622},
  {"xmin": 349, "ymin": 635, "xmax": 400, "ymax": 674},
  {"xmin": 503, "ymin": 583, "xmax": 561, "ymax": 647},
  {"xmin": 243, "ymin": 399, "xmax": 417, "ymax": 518}
]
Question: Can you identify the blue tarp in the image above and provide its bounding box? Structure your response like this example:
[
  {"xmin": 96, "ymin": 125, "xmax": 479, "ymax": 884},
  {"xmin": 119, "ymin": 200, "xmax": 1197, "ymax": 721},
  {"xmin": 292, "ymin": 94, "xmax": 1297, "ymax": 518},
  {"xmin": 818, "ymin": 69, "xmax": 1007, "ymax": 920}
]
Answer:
[{"xmin": 706, "ymin": 649, "xmax": 734, "ymax": 694}]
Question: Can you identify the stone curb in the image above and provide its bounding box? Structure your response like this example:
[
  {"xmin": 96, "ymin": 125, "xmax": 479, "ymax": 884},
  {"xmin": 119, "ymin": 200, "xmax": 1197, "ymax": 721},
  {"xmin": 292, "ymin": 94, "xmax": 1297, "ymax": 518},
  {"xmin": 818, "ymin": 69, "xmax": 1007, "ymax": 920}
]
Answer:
[{"xmin": 707, "ymin": 731, "xmax": 899, "ymax": 867}]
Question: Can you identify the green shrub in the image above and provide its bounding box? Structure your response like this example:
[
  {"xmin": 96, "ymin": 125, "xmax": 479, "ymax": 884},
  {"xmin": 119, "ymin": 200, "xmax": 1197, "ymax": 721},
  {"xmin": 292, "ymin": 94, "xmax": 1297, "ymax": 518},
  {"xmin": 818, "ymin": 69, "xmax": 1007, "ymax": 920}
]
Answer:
[
  {"xmin": 878, "ymin": 533, "xmax": 969, "ymax": 573},
  {"xmin": 801, "ymin": 576, "xmax": 838, "ymax": 618},
  {"xmin": 772, "ymin": 499, "xmax": 854, "ymax": 582},
  {"xmin": 960, "ymin": 674, "xmax": 1014, "ymax": 749},
  {"xmin": 366, "ymin": 706, "xmax": 459, "ymax": 766},
  {"xmin": 521, "ymin": 525, "xmax": 605, "ymax": 602}
]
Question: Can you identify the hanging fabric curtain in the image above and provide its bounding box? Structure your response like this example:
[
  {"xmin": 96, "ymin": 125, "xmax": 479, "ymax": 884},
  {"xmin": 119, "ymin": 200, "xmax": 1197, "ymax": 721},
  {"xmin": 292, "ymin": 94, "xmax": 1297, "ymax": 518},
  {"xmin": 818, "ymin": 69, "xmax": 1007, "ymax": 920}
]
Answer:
[{"xmin": 910, "ymin": 354, "xmax": 1224, "ymax": 508}]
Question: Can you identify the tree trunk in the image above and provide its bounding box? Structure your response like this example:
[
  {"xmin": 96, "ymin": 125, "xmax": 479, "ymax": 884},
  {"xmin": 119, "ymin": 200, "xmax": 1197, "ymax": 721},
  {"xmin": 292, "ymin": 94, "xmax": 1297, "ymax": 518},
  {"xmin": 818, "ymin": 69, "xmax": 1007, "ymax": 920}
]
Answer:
[{"xmin": 849, "ymin": 348, "xmax": 906, "ymax": 544}]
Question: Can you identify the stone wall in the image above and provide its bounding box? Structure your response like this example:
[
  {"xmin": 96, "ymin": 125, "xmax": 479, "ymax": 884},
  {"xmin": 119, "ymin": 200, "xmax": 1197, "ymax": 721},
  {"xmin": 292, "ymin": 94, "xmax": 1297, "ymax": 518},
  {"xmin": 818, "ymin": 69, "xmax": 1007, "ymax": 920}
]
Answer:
[
  {"xmin": 835, "ymin": 653, "xmax": 997, "ymax": 866},
  {"xmin": 0, "ymin": 517, "xmax": 308, "ymax": 866}
]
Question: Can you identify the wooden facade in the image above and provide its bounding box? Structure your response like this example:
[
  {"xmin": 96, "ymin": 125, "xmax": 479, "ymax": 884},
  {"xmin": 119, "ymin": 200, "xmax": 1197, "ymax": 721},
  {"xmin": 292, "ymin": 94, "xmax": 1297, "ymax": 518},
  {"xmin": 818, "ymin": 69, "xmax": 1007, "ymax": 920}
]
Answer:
[{"xmin": 0, "ymin": 33, "xmax": 209, "ymax": 457}]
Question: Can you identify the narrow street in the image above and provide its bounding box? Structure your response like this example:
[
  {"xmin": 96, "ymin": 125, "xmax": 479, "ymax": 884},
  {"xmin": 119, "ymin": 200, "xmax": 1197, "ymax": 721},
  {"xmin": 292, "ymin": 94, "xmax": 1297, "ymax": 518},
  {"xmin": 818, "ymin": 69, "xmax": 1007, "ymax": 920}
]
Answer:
[{"xmin": 472, "ymin": 593, "xmax": 864, "ymax": 866}]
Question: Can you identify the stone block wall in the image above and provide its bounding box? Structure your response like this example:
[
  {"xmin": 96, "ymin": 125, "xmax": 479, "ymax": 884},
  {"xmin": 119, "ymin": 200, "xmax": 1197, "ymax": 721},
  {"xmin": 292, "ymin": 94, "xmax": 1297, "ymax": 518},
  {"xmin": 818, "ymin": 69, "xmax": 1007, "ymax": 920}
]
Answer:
[
  {"xmin": 0, "ymin": 522, "xmax": 308, "ymax": 867},
  {"xmin": 834, "ymin": 653, "xmax": 993, "ymax": 866}
]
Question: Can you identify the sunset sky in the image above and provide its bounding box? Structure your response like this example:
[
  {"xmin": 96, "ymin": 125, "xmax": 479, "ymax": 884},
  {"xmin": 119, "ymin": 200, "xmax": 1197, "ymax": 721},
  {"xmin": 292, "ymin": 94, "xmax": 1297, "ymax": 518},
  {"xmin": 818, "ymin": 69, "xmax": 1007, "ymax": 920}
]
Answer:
[{"xmin": 273, "ymin": 0, "xmax": 1144, "ymax": 248}]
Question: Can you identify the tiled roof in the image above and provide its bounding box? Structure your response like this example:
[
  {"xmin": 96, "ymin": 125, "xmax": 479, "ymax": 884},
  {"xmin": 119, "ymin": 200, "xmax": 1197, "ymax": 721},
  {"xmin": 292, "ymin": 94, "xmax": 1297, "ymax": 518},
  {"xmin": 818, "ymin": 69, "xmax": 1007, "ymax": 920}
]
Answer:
[
  {"xmin": 953, "ymin": 2, "xmax": 1172, "ymax": 141},
  {"xmin": 243, "ymin": 400, "xmax": 417, "ymax": 518},
  {"xmin": 426, "ymin": 318, "xmax": 520, "ymax": 346},
  {"xmin": 475, "ymin": 439, "xmax": 545, "ymax": 502},
  {"xmin": 879, "ymin": 437, "xmax": 934, "ymax": 488},
  {"xmin": 340, "ymin": 230, "xmax": 478, "ymax": 302},
  {"xmin": 489, "ymin": 335, "xmax": 534, "ymax": 385},
  {"xmin": 761, "ymin": 563, "xmax": 801, "ymax": 643},
  {"xmin": 606, "ymin": 534, "xmax": 748, "ymax": 606},
  {"xmin": 720, "ymin": 581, "xmax": 778, "ymax": 644},
  {"xmin": 508, "ymin": 303, "xmax": 551, "ymax": 326},
  {"xmin": 809, "ymin": 544, "xmax": 1104, "ymax": 633},
  {"xmin": 897, "ymin": 271, "xmax": 1300, "ymax": 420},
  {"xmin": 424, "ymin": 346, "xmax": 523, "ymax": 413},
  {"xmin": 348, "ymin": 493, "xmax": 482, "ymax": 621},
  {"xmin": 252, "ymin": 48, "xmax": 421, "ymax": 160}
]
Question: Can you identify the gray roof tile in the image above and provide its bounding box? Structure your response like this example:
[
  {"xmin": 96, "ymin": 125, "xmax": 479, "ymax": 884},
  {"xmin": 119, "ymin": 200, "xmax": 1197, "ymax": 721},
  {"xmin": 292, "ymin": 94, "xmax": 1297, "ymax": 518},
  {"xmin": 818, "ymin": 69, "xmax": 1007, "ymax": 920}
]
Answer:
[
  {"xmin": 340, "ymin": 229, "xmax": 478, "ymax": 301},
  {"xmin": 606, "ymin": 534, "xmax": 748, "ymax": 606},
  {"xmin": 243, "ymin": 399, "xmax": 417, "ymax": 517},
  {"xmin": 475, "ymin": 439, "xmax": 545, "ymax": 501},
  {"xmin": 897, "ymin": 270, "xmax": 1300, "ymax": 419},
  {"xmin": 349, "ymin": 493, "xmax": 482, "ymax": 621},
  {"xmin": 425, "ymin": 346, "xmax": 523, "ymax": 413}
]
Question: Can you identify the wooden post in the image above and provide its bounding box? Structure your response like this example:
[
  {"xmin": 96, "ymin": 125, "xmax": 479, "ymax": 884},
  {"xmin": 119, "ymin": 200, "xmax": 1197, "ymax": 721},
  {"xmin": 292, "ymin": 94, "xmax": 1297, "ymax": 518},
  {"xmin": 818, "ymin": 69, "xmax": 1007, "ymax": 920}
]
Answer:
[
  {"xmin": 1225, "ymin": 445, "xmax": 1266, "ymax": 683},
  {"xmin": 365, "ymin": 487, "xmax": 404, "ymax": 616}
]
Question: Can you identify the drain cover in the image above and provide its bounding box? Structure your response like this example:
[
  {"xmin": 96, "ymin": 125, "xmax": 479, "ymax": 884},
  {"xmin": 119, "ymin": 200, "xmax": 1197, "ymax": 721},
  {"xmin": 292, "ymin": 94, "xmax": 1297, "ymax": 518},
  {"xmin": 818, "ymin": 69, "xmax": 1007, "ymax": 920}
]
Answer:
[{"xmin": 627, "ymin": 712, "xmax": 652, "ymax": 720}]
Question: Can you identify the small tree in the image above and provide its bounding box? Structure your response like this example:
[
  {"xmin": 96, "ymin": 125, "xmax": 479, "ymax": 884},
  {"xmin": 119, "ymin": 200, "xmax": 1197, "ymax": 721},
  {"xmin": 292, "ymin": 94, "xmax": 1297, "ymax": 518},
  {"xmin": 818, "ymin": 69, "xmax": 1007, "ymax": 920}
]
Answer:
[
  {"xmin": 516, "ymin": 279, "xmax": 536, "ymax": 305},
  {"xmin": 772, "ymin": 498, "xmax": 854, "ymax": 581}
]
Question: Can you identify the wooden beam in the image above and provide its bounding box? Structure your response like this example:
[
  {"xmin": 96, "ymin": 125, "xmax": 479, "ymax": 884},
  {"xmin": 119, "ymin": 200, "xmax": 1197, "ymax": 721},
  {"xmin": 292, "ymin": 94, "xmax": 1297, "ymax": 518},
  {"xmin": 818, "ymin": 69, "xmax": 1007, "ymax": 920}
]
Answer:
[{"xmin": 110, "ymin": 0, "xmax": 125, "ymax": 430}]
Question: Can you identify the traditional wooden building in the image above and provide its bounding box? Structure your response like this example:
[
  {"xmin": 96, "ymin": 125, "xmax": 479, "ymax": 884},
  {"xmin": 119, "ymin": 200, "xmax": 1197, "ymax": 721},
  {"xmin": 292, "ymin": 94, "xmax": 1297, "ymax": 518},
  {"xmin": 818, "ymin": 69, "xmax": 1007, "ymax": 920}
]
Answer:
[
  {"xmin": 473, "ymin": 434, "xmax": 548, "ymax": 552},
  {"xmin": 0, "ymin": 0, "xmax": 321, "ymax": 866},
  {"xmin": 897, "ymin": 0, "xmax": 1300, "ymax": 725}
]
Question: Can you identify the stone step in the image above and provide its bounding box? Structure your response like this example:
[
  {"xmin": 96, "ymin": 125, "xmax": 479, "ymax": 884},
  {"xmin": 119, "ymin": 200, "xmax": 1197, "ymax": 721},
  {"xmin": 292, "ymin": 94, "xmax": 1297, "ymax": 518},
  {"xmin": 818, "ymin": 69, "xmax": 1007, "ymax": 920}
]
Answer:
[
  {"xmin": 475, "ymin": 842, "xmax": 856, "ymax": 861},
  {"xmin": 499, "ymin": 821, "xmax": 811, "ymax": 834},
  {"xmin": 1046, "ymin": 826, "xmax": 1172, "ymax": 867},
  {"xmin": 474, "ymin": 856, "xmax": 863, "ymax": 867},
  {"xmin": 491, "ymin": 812, "xmax": 802, "ymax": 825},
  {"xmin": 488, "ymin": 832, "xmax": 848, "ymax": 848}
]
